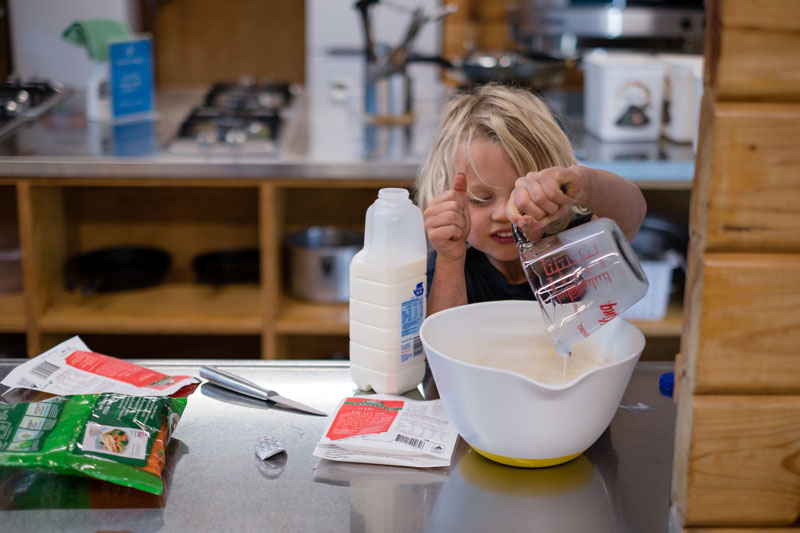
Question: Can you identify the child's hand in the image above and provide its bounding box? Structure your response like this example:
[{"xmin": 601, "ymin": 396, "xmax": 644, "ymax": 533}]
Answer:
[
  {"xmin": 423, "ymin": 173, "xmax": 471, "ymax": 262},
  {"xmin": 506, "ymin": 166, "xmax": 581, "ymax": 235}
]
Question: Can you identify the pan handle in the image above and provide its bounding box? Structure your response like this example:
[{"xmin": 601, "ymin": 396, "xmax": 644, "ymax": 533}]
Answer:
[
  {"xmin": 405, "ymin": 54, "xmax": 455, "ymax": 69},
  {"xmin": 354, "ymin": 0, "xmax": 380, "ymax": 62}
]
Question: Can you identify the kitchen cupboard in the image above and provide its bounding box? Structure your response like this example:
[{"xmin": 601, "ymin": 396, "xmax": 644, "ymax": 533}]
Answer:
[
  {"xmin": 0, "ymin": 176, "xmax": 687, "ymax": 360},
  {"xmin": 17, "ymin": 182, "xmax": 264, "ymax": 358},
  {"xmin": 150, "ymin": 0, "xmax": 306, "ymax": 87}
]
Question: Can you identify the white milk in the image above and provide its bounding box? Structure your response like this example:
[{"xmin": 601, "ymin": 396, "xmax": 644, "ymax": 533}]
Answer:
[
  {"xmin": 349, "ymin": 188, "xmax": 427, "ymax": 394},
  {"xmin": 445, "ymin": 331, "xmax": 612, "ymax": 385}
]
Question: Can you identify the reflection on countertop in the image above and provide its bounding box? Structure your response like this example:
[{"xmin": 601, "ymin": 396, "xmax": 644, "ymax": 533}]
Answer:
[
  {"xmin": 0, "ymin": 359, "xmax": 676, "ymax": 532},
  {"xmin": 0, "ymin": 84, "xmax": 694, "ymax": 184}
]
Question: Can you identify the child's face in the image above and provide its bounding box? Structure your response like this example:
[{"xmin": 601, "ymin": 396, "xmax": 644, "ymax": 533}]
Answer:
[{"xmin": 455, "ymin": 140, "xmax": 538, "ymax": 280}]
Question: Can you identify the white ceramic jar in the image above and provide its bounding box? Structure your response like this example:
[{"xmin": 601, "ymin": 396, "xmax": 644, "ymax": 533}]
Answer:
[{"xmin": 583, "ymin": 52, "xmax": 667, "ymax": 142}]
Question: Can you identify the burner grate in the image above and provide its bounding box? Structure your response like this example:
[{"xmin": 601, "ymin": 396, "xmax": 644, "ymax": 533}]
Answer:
[
  {"xmin": 170, "ymin": 80, "xmax": 293, "ymax": 154},
  {"xmin": 203, "ymin": 81, "xmax": 293, "ymax": 111},
  {"xmin": 0, "ymin": 78, "xmax": 67, "ymax": 141},
  {"xmin": 177, "ymin": 106, "xmax": 281, "ymax": 145}
]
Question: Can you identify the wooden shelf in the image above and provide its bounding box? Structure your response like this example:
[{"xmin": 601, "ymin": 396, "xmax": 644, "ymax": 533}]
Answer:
[
  {"xmin": 3, "ymin": 178, "xmax": 688, "ymax": 358},
  {"xmin": 275, "ymin": 296, "xmax": 349, "ymax": 335},
  {"xmin": 40, "ymin": 283, "xmax": 261, "ymax": 335},
  {"xmin": 275, "ymin": 294, "xmax": 685, "ymax": 339},
  {"xmin": 0, "ymin": 292, "xmax": 26, "ymax": 332},
  {"xmin": 630, "ymin": 299, "xmax": 684, "ymax": 337}
]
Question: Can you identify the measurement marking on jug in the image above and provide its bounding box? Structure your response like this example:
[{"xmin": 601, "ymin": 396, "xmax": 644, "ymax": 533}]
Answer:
[{"xmin": 585, "ymin": 272, "xmax": 613, "ymax": 290}]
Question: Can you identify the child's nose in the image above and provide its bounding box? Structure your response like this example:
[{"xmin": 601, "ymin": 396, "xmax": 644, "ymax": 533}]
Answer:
[{"xmin": 492, "ymin": 199, "xmax": 508, "ymax": 221}]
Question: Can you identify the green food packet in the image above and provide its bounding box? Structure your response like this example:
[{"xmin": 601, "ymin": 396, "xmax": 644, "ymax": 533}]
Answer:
[{"xmin": 0, "ymin": 393, "xmax": 187, "ymax": 495}]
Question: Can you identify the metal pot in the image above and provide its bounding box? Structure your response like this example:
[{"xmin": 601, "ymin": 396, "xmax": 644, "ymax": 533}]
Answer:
[{"xmin": 284, "ymin": 227, "xmax": 363, "ymax": 304}]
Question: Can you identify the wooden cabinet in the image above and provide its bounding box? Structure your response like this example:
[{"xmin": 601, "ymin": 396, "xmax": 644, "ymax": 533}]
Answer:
[
  {"xmin": 0, "ymin": 175, "xmax": 688, "ymax": 360},
  {"xmin": 15, "ymin": 181, "xmax": 265, "ymax": 358},
  {"xmin": 0, "ymin": 184, "xmax": 24, "ymax": 339},
  {"xmin": 1, "ymin": 178, "xmax": 407, "ymax": 359}
]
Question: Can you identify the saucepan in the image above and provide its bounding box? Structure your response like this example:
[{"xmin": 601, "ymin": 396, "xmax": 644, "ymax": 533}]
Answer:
[{"xmin": 284, "ymin": 227, "xmax": 364, "ymax": 303}]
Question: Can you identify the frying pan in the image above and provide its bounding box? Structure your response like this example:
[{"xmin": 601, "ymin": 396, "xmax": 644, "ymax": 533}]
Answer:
[
  {"xmin": 409, "ymin": 50, "xmax": 575, "ymax": 91},
  {"xmin": 64, "ymin": 247, "xmax": 171, "ymax": 294},
  {"xmin": 631, "ymin": 213, "xmax": 688, "ymax": 295},
  {"xmin": 631, "ymin": 214, "xmax": 688, "ymax": 261},
  {"xmin": 192, "ymin": 249, "xmax": 260, "ymax": 285}
]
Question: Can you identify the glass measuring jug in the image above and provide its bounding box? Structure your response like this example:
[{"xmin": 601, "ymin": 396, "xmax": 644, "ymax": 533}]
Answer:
[{"xmin": 512, "ymin": 218, "xmax": 649, "ymax": 356}]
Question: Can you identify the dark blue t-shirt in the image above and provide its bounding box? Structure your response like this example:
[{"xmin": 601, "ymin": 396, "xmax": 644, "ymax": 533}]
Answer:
[{"xmin": 426, "ymin": 246, "xmax": 535, "ymax": 303}]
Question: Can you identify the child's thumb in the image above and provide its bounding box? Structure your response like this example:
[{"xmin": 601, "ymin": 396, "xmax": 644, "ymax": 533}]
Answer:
[{"xmin": 452, "ymin": 173, "xmax": 467, "ymax": 193}]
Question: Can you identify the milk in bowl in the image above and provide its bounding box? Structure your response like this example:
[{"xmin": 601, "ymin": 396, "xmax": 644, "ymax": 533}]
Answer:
[{"xmin": 441, "ymin": 330, "xmax": 614, "ymax": 386}]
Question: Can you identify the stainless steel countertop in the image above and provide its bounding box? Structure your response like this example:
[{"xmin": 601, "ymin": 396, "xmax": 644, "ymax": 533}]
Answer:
[
  {"xmin": 0, "ymin": 85, "xmax": 694, "ymax": 186},
  {"xmin": 0, "ymin": 359, "xmax": 675, "ymax": 532}
]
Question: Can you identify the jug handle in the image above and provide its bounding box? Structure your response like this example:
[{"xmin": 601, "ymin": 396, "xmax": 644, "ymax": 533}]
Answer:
[{"xmin": 511, "ymin": 224, "xmax": 529, "ymax": 246}]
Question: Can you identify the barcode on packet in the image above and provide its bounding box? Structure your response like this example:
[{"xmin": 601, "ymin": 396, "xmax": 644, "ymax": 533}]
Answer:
[
  {"xmin": 395, "ymin": 433, "xmax": 425, "ymax": 449},
  {"xmin": 30, "ymin": 361, "xmax": 59, "ymax": 381},
  {"xmin": 15, "ymin": 377, "xmax": 35, "ymax": 388}
]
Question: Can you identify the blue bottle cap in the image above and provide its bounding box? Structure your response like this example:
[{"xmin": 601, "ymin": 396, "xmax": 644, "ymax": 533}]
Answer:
[{"xmin": 659, "ymin": 372, "xmax": 674, "ymax": 397}]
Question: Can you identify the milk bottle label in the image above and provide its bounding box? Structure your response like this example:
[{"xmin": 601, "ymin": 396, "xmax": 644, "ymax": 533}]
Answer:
[{"xmin": 399, "ymin": 282, "xmax": 425, "ymax": 363}]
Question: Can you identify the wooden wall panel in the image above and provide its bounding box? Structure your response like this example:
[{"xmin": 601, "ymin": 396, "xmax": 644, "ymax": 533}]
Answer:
[
  {"xmin": 695, "ymin": 103, "xmax": 800, "ymax": 252},
  {"xmin": 693, "ymin": 254, "xmax": 800, "ymax": 394},
  {"xmin": 673, "ymin": 0, "xmax": 800, "ymax": 529},
  {"xmin": 707, "ymin": 0, "xmax": 800, "ymax": 101},
  {"xmin": 152, "ymin": 0, "xmax": 305, "ymax": 87},
  {"xmin": 678, "ymin": 396, "xmax": 800, "ymax": 526}
]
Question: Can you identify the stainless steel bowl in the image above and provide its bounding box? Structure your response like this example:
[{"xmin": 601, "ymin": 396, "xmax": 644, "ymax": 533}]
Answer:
[{"xmin": 284, "ymin": 226, "xmax": 364, "ymax": 303}]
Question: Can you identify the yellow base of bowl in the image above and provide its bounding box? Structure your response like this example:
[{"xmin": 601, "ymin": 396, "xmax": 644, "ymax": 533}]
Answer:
[{"xmin": 472, "ymin": 446, "xmax": 583, "ymax": 468}]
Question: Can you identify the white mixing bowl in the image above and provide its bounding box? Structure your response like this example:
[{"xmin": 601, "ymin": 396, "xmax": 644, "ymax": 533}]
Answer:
[{"xmin": 419, "ymin": 300, "xmax": 645, "ymax": 467}]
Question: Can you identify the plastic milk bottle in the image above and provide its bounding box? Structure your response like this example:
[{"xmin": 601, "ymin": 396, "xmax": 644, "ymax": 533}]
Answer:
[{"xmin": 349, "ymin": 188, "xmax": 427, "ymax": 394}]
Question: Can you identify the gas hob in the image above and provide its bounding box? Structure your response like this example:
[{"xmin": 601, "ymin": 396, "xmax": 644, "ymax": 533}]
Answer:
[
  {"xmin": 0, "ymin": 77, "xmax": 69, "ymax": 141},
  {"xmin": 167, "ymin": 79, "xmax": 297, "ymax": 156}
]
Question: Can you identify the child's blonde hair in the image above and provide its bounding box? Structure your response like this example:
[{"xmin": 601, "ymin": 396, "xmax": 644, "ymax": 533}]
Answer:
[{"xmin": 415, "ymin": 83, "xmax": 581, "ymax": 234}]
